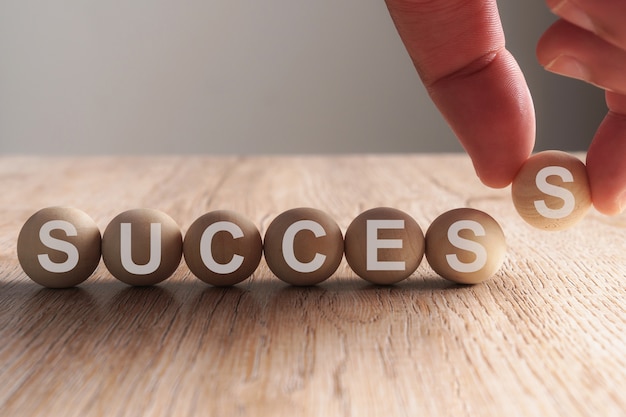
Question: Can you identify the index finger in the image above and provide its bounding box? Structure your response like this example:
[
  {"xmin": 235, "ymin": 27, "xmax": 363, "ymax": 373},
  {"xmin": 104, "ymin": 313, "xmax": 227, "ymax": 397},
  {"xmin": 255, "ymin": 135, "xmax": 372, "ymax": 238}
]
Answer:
[{"xmin": 385, "ymin": 0, "xmax": 535, "ymax": 187}]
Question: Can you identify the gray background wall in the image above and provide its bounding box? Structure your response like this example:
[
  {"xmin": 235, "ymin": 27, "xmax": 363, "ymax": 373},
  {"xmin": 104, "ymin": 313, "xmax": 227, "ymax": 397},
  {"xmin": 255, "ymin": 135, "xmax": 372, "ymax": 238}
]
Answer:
[{"xmin": 0, "ymin": 0, "xmax": 606, "ymax": 155}]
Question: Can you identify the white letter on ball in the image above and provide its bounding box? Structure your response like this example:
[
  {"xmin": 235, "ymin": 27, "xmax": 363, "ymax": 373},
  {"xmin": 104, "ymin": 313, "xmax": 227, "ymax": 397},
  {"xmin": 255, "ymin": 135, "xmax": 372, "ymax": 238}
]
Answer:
[
  {"xmin": 534, "ymin": 166, "xmax": 576, "ymax": 219},
  {"xmin": 120, "ymin": 223, "xmax": 162, "ymax": 274},
  {"xmin": 282, "ymin": 220, "xmax": 326, "ymax": 273},
  {"xmin": 200, "ymin": 221, "xmax": 245, "ymax": 274},
  {"xmin": 446, "ymin": 220, "xmax": 487, "ymax": 273},
  {"xmin": 366, "ymin": 220, "xmax": 405, "ymax": 271},
  {"xmin": 38, "ymin": 220, "xmax": 80, "ymax": 273}
]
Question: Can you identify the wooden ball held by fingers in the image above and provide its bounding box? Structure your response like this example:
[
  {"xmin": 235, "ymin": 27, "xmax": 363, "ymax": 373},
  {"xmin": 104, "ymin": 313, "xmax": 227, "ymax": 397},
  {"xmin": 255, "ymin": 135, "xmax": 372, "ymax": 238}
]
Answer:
[
  {"xmin": 184, "ymin": 210, "xmax": 263, "ymax": 286},
  {"xmin": 17, "ymin": 207, "xmax": 101, "ymax": 288},
  {"xmin": 425, "ymin": 208, "xmax": 506, "ymax": 284},
  {"xmin": 264, "ymin": 208, "xmax": 344, "ymax": 286},
  {"xmin": 102, "ymin": 209, "xmax": 182, "ymax": 286},
  {"xmin": 512, "ymin": 150, "xmax": 591, "ymax": 230},
  {"xmin": 344, "ymin": 207, "xmax": 425, "ymax": 285}
]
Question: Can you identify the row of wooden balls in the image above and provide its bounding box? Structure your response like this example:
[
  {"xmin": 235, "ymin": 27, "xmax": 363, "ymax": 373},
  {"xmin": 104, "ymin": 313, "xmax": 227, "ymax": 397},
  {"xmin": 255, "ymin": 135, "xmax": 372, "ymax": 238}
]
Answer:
[{"xmin": 17, "ymin": 206, "xmax": 507, "ymax": 289}]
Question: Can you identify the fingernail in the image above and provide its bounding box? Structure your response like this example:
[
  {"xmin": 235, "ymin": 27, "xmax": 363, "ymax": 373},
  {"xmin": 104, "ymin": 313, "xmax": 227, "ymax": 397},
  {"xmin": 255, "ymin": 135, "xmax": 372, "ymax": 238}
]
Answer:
[
  {"xmin": 549, "ymin": 0, "xmax": 595, "ymax": 33},
  {"xmin": 545, "ymin": 55, "xmax": 589, "ymax": 82}
]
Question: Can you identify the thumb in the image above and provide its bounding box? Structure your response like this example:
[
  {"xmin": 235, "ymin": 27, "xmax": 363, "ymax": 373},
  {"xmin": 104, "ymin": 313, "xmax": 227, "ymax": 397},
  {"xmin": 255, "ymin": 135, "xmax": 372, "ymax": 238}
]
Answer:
[{"xmin": 385, "ymin": 0, "xmax": 535, "ymax": 188}]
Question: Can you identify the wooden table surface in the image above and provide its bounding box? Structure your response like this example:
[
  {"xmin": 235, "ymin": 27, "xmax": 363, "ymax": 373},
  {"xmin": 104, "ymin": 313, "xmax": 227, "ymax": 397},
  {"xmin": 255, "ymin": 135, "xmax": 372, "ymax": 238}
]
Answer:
[{"xmin": 0, "ymin": 154, "xmax": 625, "ymax": 417}]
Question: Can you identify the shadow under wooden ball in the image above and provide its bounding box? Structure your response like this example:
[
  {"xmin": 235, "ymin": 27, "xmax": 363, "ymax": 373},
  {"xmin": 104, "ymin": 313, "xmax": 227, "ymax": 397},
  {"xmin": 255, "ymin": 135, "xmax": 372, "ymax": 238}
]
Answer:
[
  {"xmin": 19, "ymin": 287, "xmax": 99, "ymax": 323},
  {"xmin": 103, "ymin": 286, "xmax": 178, "ymax": 323}
]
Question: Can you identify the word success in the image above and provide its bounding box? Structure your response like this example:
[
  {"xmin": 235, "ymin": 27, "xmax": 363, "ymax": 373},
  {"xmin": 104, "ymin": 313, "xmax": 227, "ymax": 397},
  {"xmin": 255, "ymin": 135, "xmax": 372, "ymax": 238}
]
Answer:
[
  {"xmin": 17, "ymin": 207, "xmax": 506, "ymax": 288},
  {"xmin": 17, "ymin": 150, "xmax": 591, "ymax": 289}
]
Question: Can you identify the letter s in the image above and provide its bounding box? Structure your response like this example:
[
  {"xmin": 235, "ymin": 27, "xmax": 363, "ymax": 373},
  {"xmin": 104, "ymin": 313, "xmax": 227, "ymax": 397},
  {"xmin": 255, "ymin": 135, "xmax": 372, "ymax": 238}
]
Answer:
[
  {"xmin": 38, "ymin": 220, "xmax": 79, "ymax": 273},
  {"xmin": 534, "ymin": 166, "xmax": 576, "ymax": 219},
  {"xmin": 445, "ymin": 220, "xmax": 487, "ymax": 273}
]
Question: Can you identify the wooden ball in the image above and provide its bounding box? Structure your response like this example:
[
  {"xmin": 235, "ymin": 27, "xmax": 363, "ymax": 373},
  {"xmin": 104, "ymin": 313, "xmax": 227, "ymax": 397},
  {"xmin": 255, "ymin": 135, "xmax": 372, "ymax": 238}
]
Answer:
[
  {"xmin": 184, "ymin": 210, "xmax": 262, "ymax": 286},
  {"xmin": 264, "ymin": 208, "xmax": 343, "ymax": 286},
  {"xmin": 102, "ymin": 209, "xmax": 182, "ymax": 286},
  {"xmin": 425, "ymin": 208, "xmax": 505, "ymax": 284},
  {"xmin": 512, "ymin": 150, "xmax": 591, "ymax": 230},
  {"xmin": 344, "ymin": 207, "xmax": 424, "ymax": 285},
  {"xmin": 17, "ymin": 207, "xmax": 101, "ymax": 288}
]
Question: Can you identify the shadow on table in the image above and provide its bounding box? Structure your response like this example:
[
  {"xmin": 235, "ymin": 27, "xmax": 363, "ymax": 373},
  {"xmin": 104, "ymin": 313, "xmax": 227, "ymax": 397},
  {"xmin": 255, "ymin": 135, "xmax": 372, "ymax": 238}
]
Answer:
[
  {"xmin": 0, "ymin": 273, "xmax": 478, "ymax": 342},
  {"xmin": 0, "ymin": 271, "xmax": 510, "ymax": 393}
]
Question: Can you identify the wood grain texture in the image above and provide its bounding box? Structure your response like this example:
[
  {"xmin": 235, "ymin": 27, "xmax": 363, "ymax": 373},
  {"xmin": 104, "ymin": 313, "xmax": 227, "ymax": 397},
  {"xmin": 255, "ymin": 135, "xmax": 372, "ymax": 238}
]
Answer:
[{"xmin": 0, "ymin": 155, "xmax": 625, "ymax": 417}]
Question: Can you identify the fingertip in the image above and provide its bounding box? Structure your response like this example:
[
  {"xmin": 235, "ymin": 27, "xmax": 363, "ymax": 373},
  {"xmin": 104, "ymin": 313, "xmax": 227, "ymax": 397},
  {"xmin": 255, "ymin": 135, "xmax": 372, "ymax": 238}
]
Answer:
[
  {"xmin": 444, "ymin": 51, "xmax": 535, "ymax": 190},
  {"xmin": 476, "ymin": 172, "xmax": 511, "ymax": 189},
  {"xmin": 586, "ymin": 110, "xmax": 626, "ymax": 216},
  {"xmin": 471, "ymin": 144, "xmax": 533, "ymax": 190}
]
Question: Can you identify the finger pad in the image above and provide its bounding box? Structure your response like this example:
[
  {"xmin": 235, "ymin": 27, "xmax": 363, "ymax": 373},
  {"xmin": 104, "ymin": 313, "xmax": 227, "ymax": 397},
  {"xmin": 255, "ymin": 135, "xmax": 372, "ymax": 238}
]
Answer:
[
  {"xmin": 587, "ymin": 112, "xmax": 626, "ymax": 215},
  {"xmin": 428, "ymin": 51, "xmax": 535, "ymax": 187}
]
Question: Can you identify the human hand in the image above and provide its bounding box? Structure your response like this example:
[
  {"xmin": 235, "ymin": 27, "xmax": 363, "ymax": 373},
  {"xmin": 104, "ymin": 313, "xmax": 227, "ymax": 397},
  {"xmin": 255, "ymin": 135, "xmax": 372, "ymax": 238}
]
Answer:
[
  {"xmin": 537, "ymin": 0, "xmax": 626, "ymax": 215},
  {"xmin": 385, "ymin": 0, "xmax": 626, "ymax": 215}
]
